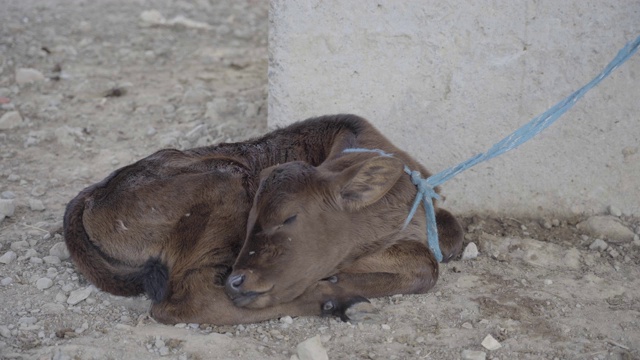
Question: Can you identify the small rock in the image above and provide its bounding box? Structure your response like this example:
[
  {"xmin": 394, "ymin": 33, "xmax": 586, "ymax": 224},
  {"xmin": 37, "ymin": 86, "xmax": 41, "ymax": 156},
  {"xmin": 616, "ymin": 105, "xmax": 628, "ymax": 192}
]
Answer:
[
  {"xmin": 1, "ymin": 191, "xmax": 16, "ymax": 199},
  {"xmin": 589, "ymin": 239, "xmax": 608, "ymax": 252},
  {"xmin": 0, "ymin": 251, "xmax": 17, "ymax": 264},
  {"xmin": 49, "ymin": 242, "xmax": 70, "ymax": 260},
  {"xmin": 461, "ymin": 349, "xmax": 486, "ymax": 360},
  {"xmin": 41, "ymin": 303, "xmax": 65, "ymax": 315},
  {"xmin": 16, "ymin": 68, "xmax": 46, "ymax": 84},
  {"xmin": 0, "ymin": 199, "xmax": 15, "ymax": 217},
  {"xmin": 296, "ymin": 335, "xmax": 328, "ymax": 360},
  {"xmin": 29, "ymin": 199, "xmax": 46, "ymax": 211},
  {"xmin": 381, "ymin": 324, "xmax": 391, "ymax": 330},
  {"xmin": 0, "ymin": 326, "xmax": 11, "ymax": 338},
  {"xmin": 1, "ymin": 277, "xmax": 13, "ymax": 286},
  {"xmin": 0, "ymin": 111, "xmax": 25, "ymax": 130},
  {"xmin": 67, "ymin": 287, "xmax": 92, "ymax": 305},
  {"xmin": 24, "ymin": 248, "xmax": 38, "ymax": 258},
  {"xmin": 280, "ymin": 316, "xmax": 293, "ymax": 324},
  {"xmin": 461, "ymin": 242, "xmax": 479, "ymax": 260},
  {"xmin": 43, "ymin": 255, "xmax": 61, "ymax": 264},
  {"xmin": 11, "ymin": 240, "xmax": 29, "ymax": 252},
  {"xmin": 608, "ymin": 205, "xmax": 622, "ymax": 217},
  {"xmin": 31, "ymin": 185, "xmax": 46, "ymax": 197},
  {"xmin": 544, "ymin": 279, "xmax": 553, "ymax": 285},
  {"xmin": 140, "ymin": 9, "xmax": 167, "ymax": 26},
  {"xmin": 30, "ymin": 257, "xmax": 43, "ymax": 264},
  {"xmin": 577, "ymin": 216, "xmax": 635, "ymax": 243},
  {"xmin": 461, "ymin": 322, "xmax": 473, "ymax": 329},
  {"xmin": 481, "ymin": 334, "xmax": 502, "ymax": 350},
  {"xmin": 159, "ymin": 346, "xmax": 170, "ymax": 356},
  {"xmin": 19, "ymin": 316, "xmax": 37, "ymax": 326},
  {"xmin": 551, "ymin": 219, "xmax": 560, "ymax": 227},
  {"xmin": 608, "ymin": 248, "xmax": 620, "ymax": 258},
  {"xmin": 36, "ymin": 278, "xmax": 54, "ymax": 290}
]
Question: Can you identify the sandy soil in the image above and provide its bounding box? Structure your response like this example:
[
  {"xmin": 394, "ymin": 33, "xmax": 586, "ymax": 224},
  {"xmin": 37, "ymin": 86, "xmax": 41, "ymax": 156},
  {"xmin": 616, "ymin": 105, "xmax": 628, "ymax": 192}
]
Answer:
[{"xmin": 1, "ymin": 1, "xmax": 639, "ymax": 359}]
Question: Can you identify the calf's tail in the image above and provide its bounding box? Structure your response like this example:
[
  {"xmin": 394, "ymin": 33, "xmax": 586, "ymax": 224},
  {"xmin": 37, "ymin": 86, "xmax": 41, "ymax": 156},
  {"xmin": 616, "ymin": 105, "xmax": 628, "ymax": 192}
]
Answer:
[{"xmin": 63, "ymin": 189, "xmax": 169, "ymax": 303}]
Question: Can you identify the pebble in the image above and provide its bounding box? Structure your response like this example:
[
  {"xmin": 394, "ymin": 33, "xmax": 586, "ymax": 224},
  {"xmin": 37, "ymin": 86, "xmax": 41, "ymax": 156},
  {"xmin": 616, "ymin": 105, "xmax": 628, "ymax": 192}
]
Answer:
[
  {"xmin": 36, "ymin": 278, "xmax": 54, "ymax": 290},
  {"xmin": 29, "ymin": 199, "xmax": 46, "ymax": 211},
  {"xmin": 0, "ymin": 326, "xmax": 11, "ymax": 338},
  {"xmin": 1, "ymin": 277, "xmax": 13, "ymax": 286},
  {"xmin": 15, "ymin": 68, "xmax": 46, "ymax": 84},
  {"xmin": 55, "ymin": 292, "xmax": 67, "ymax": 303},
  {"xmin": 43, "ymin": 255, "xmax": 61, "ymax": 264},
  {"xmin": 30, "ymin": 257, "xmax": 43, "ymax": 264},
  {"xmin": 461, "ymin": 242, "xmax": 479, "ymax": 260},
  {"xmin": 1, "ymin": 191, "xmax": 16, "ymax": 199},
  {"xmin": 0, "ymin": 251, "xmax": 17, "ymax": 264},
  {"xmin": 19, "ymin": 316, "xmax": 37, "ymax": 326},
  {"xmin": 381, "ymin": 324, "xmax": 391, "ymax": 330},
  {"xmin": 31, "ymin": 185, "xmax": 47, "ymax": 197},
  {"xmin": 544, "ymin": 279, "xmax": 553, "ymax": 285},
  {"xmin": 49, "ymin": 242, "xmax": 71, "ymax": 260},
  {"xmin": 589, "ymin": 239, "xmax": 608, "ymax": 252},
  {"xmin": 296, "ymin": 335, "xmax": 328, "ymax": 360},
  {"xmin": 280, "ymin": 316, "xmax": 294, "ymax": 324},
  {"xmin": 608, "ymin": 205, "xmax": 622, "ymax": 217},
  {"xmin": 0, "ymin": 199, "xmax": 15, "ymax": 217},
  {"xmin": 24, "ymin": 248, "xmax": 38, "ymax": 258},
  {"xmin": 67, "ymin": 287, "xmax": 92, "ymax": 305},
  {"xmin": 0, "ymin": 111, "xmax": 23, "ymax": 130},
  {"xmin": 11, "ymin": 240, "xmax": 29, "ymax": 252},
  {"xmin": 461, "ymin": 322, "xmax": 473, "ymax": 329},
  {"xmin": 576, "ymin": 216, "xmax": 635, "ymax": 243},
  {"xmin": 481, "ymin": 334, "xmax": 502, "ymax": 350},
  {"xmin": 41, "ymin": 303, "xmax": 65, "ymax": 315},
  {"xmin": 461, "ymin": 349, "xmax": 486, "ymax": 360}
]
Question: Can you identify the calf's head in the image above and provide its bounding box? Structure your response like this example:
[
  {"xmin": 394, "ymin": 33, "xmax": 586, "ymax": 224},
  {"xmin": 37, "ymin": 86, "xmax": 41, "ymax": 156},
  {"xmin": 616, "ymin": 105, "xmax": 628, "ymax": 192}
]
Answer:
[{"xmin": 225, "ymin": 156, "xmax": 405, "ymax": 308}]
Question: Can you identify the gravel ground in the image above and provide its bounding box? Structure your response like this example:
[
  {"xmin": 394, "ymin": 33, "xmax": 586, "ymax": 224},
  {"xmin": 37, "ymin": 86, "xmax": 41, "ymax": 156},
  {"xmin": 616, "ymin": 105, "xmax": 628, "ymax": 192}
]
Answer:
[{"xmin": 1, "ymin": 1, "xmax": 639, "ymax": 359}]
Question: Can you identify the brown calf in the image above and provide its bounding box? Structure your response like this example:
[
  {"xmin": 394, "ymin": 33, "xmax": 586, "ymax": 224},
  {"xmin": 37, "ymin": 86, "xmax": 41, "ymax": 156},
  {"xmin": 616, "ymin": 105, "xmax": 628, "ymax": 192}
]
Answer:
[
  {"xmin": 63, "ymin": 114, "xmax": 462, "ymax": 324},
  {"xmin": 225, "ymin": 125, "xmax": 464, "ymax": 316}
]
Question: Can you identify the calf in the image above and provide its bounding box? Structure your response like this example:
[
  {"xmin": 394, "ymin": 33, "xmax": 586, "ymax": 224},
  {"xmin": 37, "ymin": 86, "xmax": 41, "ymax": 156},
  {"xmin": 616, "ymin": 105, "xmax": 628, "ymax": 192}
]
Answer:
[
  {"xmin": 63, "ymin": 114, "xmax": 462, "ymax": 324},
  {"xmin": 226, "ymin": 124, "xmax": 464, "ymax": 315}
]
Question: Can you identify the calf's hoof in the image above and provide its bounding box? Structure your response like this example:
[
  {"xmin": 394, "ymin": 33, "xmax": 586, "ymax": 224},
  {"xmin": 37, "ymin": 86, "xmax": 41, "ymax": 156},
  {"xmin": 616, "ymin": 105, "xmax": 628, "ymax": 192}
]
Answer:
[{"xmin": 321, "ymin": 296, "xmax": 379, "ymax": 323}]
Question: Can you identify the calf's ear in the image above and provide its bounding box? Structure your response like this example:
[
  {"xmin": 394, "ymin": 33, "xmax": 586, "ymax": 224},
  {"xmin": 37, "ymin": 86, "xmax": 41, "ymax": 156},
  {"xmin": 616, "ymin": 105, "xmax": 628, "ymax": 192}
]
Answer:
[{"xmin": 338, "ymin": 156, "xmax": 404, "ymax": 211}]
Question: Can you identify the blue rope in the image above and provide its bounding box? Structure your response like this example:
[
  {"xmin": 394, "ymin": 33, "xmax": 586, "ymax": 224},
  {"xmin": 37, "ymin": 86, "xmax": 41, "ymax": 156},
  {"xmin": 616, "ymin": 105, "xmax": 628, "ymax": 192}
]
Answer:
[{"xmin": 344, "ymin": 34, "xmax": 640, "ymax": 263}]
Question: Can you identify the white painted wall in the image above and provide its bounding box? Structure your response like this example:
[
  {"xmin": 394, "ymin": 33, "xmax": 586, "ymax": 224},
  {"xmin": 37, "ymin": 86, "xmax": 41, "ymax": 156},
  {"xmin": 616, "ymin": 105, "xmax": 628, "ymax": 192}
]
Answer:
[{"xmin": 268, "ymin": 1, "xmax": 640, "ymax": 217}]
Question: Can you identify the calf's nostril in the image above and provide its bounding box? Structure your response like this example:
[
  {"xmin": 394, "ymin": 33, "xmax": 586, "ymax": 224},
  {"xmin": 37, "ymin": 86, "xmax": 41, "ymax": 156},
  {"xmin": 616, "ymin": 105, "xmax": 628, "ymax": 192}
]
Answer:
[{"xmin": 228, "ymin": 274, "xmax": 245, "ymax": 290}]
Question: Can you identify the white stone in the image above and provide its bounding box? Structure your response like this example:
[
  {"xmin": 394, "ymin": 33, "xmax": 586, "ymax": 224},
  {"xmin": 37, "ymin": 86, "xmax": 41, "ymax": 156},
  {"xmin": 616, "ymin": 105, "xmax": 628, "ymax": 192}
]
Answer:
[
  {"xmin": 41, "ymin": 303, "xmax": 65, "ymax": 315},
  {"xmin": 296, "ymin": 335, "xmax": 328, "ymax": 360},
  {"xmin": 461, "ymin": 242, "xmax": 479, "ymax": 260},
  {"xmin": 1, "ymin": 277, "xmax": 13, "ymax": 286},
  {"xmin": 140, "ymin": 10, "xmax": 167, "ymax": 26},
  {"xmin": 43, "ymin": 255, "xmax": 61, "ymax": 264},
  {"xmin": 29, "ymin": 199, "xmax": 46, "ymax": 211},
  {"xmin": 0, "ymin": 199, "xmax": 15, "ymax": 217},
  {"xmin": 481, "ymin": 334, "xmax": 502, "ymax": 351},
  {"xmin": 10, "ymin": 240, "xmax": 29, "ymax": 252},
  {"xmin": 479, "ymin": 233, "xmax": 580, "ymax": 269},
  {"xmin": 15, "ymin": 68, "xmax": 46, "ymax": 84},
  {"xmin": 280, "ymin": 316, "xmax": 294, "ymax": 324},
  {"xmin": 608, "ymin": 205, "xmax": 622, "ymax": 217},
  {"xmin": 577, "ymin": 216, "xmax": 635, "ymax": 243},
  {"xmin": 24, "ymin": 248, "xmax": 38, "ymax": 258},
  {"xmin": 36, "ymin": 278, "xmax": 54, "ymax": 290},
  {"xmin": 589, "ymin": 239, "xmax": 608, "ymax": 252},
  {"xmin": 461, "ymin": 349, "xmax": 486, "ymax": 360},
  {"xmin": 49, "ymin": 242, "xmax": 70, "ymax": 260},
  {"xmin": 0, "ymin": 251, "xmax": 17, "ymax": 264},
  {"xmin": 0, "ymin": 326, "xmax": 10, "ymax": 338},
  {"xmin": 67, "ymin": 287, "xmax": 92, "ymax": 305},
  {"xmin": 544, "ymin": 279, "xmax": 553, "ymax": 285}
]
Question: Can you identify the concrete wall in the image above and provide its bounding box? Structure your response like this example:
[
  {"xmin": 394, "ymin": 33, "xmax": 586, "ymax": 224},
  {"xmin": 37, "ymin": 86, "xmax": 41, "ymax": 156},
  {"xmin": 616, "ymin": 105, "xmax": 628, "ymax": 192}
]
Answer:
[{"xmin": 268, "ymin": 1, "xmax": 640, "ymax": 217}]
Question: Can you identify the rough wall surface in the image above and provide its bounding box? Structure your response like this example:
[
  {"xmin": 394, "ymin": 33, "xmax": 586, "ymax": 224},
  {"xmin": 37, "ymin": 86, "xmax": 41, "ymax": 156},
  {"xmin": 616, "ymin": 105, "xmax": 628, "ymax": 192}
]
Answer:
[{"xmin": 268, "ymin": 1, "xmax": 640, "ymax": 217}]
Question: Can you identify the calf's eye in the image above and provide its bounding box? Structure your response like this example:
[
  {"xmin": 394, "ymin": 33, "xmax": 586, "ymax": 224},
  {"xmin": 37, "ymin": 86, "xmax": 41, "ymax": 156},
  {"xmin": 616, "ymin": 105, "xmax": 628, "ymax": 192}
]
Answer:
[{"xmin": 283, "ymin": 215, "xmax": 297, "ymax": 225}]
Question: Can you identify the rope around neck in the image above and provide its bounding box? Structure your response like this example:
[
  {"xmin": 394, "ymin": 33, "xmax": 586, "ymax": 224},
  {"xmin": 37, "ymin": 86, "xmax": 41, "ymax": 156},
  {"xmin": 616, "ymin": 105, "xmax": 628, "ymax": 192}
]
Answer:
[{"xmin": 344, "ymin": 34, "xmax": 640, "ymax": 263}]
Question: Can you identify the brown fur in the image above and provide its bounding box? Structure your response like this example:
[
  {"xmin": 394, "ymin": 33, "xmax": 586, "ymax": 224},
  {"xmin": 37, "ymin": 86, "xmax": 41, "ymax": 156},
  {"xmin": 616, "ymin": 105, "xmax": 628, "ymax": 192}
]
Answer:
[
  {"xmin": 226, "ymin": 121, "xmax": 464, "ymax": 314},
  {"xmin": 63, "ymin": 114, "xmax": 463, "ymax": 324}
]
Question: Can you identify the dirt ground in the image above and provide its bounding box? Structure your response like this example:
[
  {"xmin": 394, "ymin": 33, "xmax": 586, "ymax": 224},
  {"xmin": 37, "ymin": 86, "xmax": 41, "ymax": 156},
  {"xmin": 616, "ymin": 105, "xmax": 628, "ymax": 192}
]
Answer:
[{"xmin": 1, "ymin": 1, "xmax": 639, "ymax": 359}]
